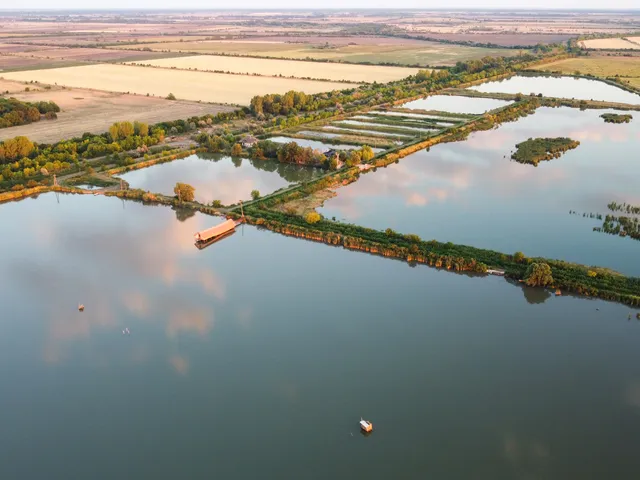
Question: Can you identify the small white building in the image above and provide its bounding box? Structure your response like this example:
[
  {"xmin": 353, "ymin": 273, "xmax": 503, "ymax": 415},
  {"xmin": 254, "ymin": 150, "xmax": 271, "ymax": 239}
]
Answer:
[{"xmin": 241, "ymin": 135, "xmax": 259, "ymax": 149}]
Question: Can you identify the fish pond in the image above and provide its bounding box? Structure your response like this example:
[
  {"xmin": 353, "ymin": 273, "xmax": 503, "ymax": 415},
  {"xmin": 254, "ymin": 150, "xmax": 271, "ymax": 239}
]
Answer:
[
  {"xmin": 268, "ymin": 136, "xmax": 384, "ymax": 152},
  {"xmin": 118, "ymin": 153, "xmax": 322, "ymax": 205},
  {"xmin": 0, "ymin": 193, "xmax": 640, "ymax": 479},
  {"xmin": 319, "ymin": 106, "xmax": 640, "ymax": 275},
  {"xmin": 470, "ymin": 75, "xmax": 640, "ymax": 104},
  {"xmin": 399, "ymin": 95, "xmax": 512, "ymax": 114}
]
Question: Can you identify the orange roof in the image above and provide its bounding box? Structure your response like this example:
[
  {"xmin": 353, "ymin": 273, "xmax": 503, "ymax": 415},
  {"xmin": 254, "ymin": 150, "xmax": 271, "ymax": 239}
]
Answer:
[{"xmin": 195, "ymin": 219, "xmax": 236, "ymax": 242}]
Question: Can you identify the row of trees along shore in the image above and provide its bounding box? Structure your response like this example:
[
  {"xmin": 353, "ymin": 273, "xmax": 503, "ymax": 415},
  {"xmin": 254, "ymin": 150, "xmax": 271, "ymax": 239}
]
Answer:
[
  {"xmin": 195, "ymin": 131, "xmax": 374, "ymax": 169},
  {"xmin": 0, "ymin": 98, "xmax": 59, "ymax": 129},
  {"xmin": 238, "ymin": 208, "xmax": 640, "ymax": 307},
  {"xmin": 0, "ymin": 110, "xmax": 245, "ymax": 191}
]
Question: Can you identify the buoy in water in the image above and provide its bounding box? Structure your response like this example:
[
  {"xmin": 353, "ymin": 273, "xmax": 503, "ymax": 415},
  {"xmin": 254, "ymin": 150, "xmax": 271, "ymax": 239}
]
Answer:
[{"xmin": 78, "ymin": 304, "xmax": 85, "ymax": 312}]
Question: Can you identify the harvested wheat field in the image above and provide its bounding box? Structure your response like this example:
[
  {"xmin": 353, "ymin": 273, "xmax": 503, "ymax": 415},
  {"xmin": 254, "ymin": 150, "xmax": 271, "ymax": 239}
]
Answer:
[
  {"xmin": 135, "ymin": 55, "xmax": 418, "ymax": 82},
  {"xmin": 0, "ymin": 78, "xmax": 38, "ymax": 94},
  {"xmin": 118, "ymin": 40, "xmax": 521, "ymax": 67},
  {"xmin": 533, "ymin": 56, "xmax": 640, "ymax": 89},
  {"xmin": 2, "ymin": 64, "xmax": 358, "ymax": 105},
  {"xmin": 0, "ymin": 88, "xmax": 235, "ymax": 143},
  {"xmin": 579, "ymin": 38, "xmax": 640, "ymax": 50}
]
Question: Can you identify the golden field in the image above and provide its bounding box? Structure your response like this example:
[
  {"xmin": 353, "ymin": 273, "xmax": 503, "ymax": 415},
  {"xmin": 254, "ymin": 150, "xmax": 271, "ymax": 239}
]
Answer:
[
  {"xmin": 134, "ymin": 55, "xmax": 418, "ymax": 83},
  {"xmin": 117, "ymin": 40, "xmax": 522, "ymax": 67},
  {"xmin": 2, "ymin": 64, "xmax": 358, "ymax": 105},
  {"xmin": 579, "ymin": 38, "xmax": 640, "ymax": 50},
  {"xmin": 532, "ymin": 56, "xmax": 640, "ymax": 89}
]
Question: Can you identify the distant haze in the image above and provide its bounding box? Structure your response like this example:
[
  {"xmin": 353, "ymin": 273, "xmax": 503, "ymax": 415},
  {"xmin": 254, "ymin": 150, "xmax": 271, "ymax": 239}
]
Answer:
[{"xmin": 5, "ymin": 2, "xmax": 640, "ymax": 10}]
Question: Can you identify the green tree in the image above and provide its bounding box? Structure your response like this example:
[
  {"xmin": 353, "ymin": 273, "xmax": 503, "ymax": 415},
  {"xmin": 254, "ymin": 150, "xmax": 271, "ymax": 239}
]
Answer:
[
  {"xmin": 134, "ymin": 121, "xmax": 149, "ymax": 137},
  {"xmin": 305, "ymin": 212, "xmax": 321, "ymax": 224},
  {"xmin": 210, "ymin": 200, "xmax": 223, "ymax": 208},
  {"xmin": 524, "ymin": 262, "xmax": 554, "ymax": 287},
  {"xmin": 513, "ymin": 251, "xmax": 526, "ymax": 263},
  {"xmin": 231, "ymin": 143, "xmax": 243, "ymax": 156},
  {"xmin": 166, "ymin": 93, "xmax": 176, "ymax": 100},
  {"xmin": 251, "ymin": 189, "xmax": 260, "ymax": 200},
  {"xmin": 360, "ymin": 145, "xmax": 375, "ymax": 162},
  {"xmin": 174, "ymin": 182, "xmax": 195, "ymax": 202}
]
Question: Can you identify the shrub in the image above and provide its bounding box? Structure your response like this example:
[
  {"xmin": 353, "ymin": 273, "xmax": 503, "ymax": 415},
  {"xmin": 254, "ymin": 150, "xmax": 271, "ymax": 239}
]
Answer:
[
  {"xmin": 524, "ymin": 262, "xmax": 554, "ymax": 287},
  {"xmin": 305, "ymin": 212, "xmax": 321, "ymax": 224}
]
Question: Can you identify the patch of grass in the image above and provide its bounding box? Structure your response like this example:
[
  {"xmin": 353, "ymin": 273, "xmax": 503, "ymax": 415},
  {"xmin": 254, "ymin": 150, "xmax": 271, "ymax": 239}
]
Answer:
[{"xmin": 533, "ymin": 56, "xmax": 640, "ymax": 85}]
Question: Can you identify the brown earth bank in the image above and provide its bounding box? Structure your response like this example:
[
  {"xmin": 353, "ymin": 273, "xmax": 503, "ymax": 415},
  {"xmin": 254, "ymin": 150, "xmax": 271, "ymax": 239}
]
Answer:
[{"xmin": 0, "ymin": 88, "xmax": 235, "ymax": 144}]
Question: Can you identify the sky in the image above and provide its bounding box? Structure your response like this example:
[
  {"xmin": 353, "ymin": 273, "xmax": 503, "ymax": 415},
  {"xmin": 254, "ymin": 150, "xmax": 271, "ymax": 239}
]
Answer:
[{"xmin": 5, "ymin": 2, "xmax": 640, "ymax": 10}]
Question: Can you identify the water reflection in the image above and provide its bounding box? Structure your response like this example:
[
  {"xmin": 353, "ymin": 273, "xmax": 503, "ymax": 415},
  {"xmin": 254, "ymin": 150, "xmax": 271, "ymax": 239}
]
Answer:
[
  {"xmin": 119, "ymin": 153, "xmax": 323, "ymax": 204},
  {"xmin": 470, "ymin": 75, "xmax": 640, "ymax": 104},
  {"xmin": 400, "ymin": 95, "xmax": 512, "ymax": 114},
  {"xmin": 320, "ymin": 107, "xmax": 640, "ymax": 274},
  {"xmin": 1, "ymin": 192, "xmax": 640, "ymax": 479}
]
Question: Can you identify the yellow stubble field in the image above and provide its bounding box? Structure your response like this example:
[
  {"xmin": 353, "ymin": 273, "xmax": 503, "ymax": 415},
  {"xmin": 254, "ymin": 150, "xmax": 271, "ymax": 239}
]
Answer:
[
  {"xmin": 133, "ymin": 54, "xmax": 418, "ymax": 83},
  {"xmin": 2, "ymin": 63, "xmax": 359, "ymax": 105}
]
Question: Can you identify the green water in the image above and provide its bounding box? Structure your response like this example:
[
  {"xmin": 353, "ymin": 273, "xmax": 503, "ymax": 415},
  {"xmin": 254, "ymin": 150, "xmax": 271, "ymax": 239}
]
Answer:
[{"xmin": 0, "ymin": 193, "xmax": 639, "ymax": 479}]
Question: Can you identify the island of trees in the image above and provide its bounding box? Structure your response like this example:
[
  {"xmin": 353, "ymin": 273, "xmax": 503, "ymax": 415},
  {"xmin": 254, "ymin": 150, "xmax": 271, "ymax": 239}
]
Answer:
[
  {"xmin": 0, "ymin": 98, "xmax": 60, "ymax": 129},
  {"xmin": 600, "ymin": 113, "xmax": 633, "ymax": 124},
  {"xmin": 511, "ymin": 137, "xmax": 580, "ymax": 166}
]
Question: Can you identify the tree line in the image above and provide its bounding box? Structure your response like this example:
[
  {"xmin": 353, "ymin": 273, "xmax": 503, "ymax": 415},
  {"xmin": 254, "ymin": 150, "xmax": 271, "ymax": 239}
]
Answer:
[{"xmin": 0, "ymin": 98, "xmax": 60, "ymax": 129}]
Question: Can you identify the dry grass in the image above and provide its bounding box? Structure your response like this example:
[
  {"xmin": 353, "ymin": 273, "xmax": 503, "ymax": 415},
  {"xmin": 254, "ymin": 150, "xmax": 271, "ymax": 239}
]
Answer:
[
  {"xmin": 0, "ymin": 78, "xmax": 40, "ymax": 93},
  {"xmin": 579, "ymin": 38, "xmax": 640, "ymax": 50},
  {"xmin": 136, "ymin": 55, "xmax": 418, "ymax": 82},
  {"xmin": 0, "ymin": 87, "xmax": 235, "ymax": 143},
  {"xmin": 117, "ymin": 40, "xmax": 522, "ymax": 67},
  {"xmin": 2, "ymin": 64, "xmax": 358, "ymax": 105},
  {"xmin": 533, "ymin": 56, "xmax": 640, "ymax": 84}
]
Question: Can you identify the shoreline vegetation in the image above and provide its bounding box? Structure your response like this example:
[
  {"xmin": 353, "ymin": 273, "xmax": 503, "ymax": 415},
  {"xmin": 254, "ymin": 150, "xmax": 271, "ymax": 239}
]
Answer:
[
  {"xmin": 601, "ymin": 113, "xmax": 633, "ymax": 123},
  {"xmin": 91, "ymin": 186, "xmax": 640, "ymax": 309},
  {"xmin": 511, "ymin": 137, "xmax": 580, "ymax": 166}
]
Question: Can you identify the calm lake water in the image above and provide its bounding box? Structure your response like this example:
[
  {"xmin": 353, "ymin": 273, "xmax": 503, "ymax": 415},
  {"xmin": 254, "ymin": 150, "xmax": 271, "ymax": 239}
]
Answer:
[
  {"xmin": 269, "ymin": 136, "xmax": 385, "ymax": 152},
  {"xmin": 400, "ymin": 95, "xmax": 512, "ymax": 114},
  {"xmin": 1, "ymin": 193, "xmax": 640, "ymax": 479},
  {"xmin": 119, "ymin": 153, "xmax": 322, "ymax": 204},
  {"xmin": 320, "ymin": 106, "xmax": 640, "ymax": 275},
  {"xmin": 470, "ymin": 75, "xmax": 640, "ymax": 104}
]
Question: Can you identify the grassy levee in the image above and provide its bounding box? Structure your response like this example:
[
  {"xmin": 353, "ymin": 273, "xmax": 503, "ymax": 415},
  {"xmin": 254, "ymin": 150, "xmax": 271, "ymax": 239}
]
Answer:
[
  {"xmin": 312, "ymin": 126, "xmax": 415, "ymax": 141},
  {"xmin": 240, "ymin": 208, "xmax": 640, "ymax": 307},
  {"xmin": 276, "ymin": 131, "xmax": 397, "ymax": 148},
  {"xmin": 337, "ymin": 116, "xmax": 449, "ymax": 129},
  {"xmin": 384, "ymin": 107, "xmax": 478, "ymax": 119},
  {"xmin": 0, "ymin": 185, "xmax": 85, "ymax": 203},
  {"xmin": 331, "ymin": 121, "xmax": 437, "ymax": 136},
  {"xmin": 362, "ymin": 112, "xmax": 462, "ymax": 124}
]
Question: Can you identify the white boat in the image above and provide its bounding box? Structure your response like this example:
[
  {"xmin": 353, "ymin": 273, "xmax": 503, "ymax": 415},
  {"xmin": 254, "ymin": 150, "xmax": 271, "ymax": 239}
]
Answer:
[{"xmin": 359, "ymin": 418, "xmax": 373, "ymax": 433}]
